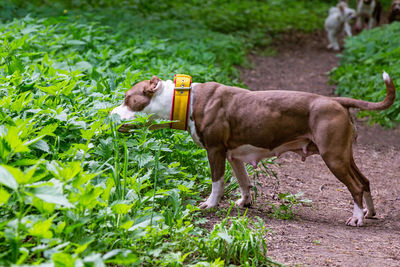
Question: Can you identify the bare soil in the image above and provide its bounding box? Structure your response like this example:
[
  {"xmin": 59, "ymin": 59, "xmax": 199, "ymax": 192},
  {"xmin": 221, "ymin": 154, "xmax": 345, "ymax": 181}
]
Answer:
[{"xmin": 204, "ymin": 31, "xmax": 400, "ymax": 266}]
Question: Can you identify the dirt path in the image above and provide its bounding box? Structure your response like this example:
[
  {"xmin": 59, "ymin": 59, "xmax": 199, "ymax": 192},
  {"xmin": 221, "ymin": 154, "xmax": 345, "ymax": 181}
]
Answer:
[{"xmin": 208, "ymin": 31, "xmax": 400, "ymax": 266}]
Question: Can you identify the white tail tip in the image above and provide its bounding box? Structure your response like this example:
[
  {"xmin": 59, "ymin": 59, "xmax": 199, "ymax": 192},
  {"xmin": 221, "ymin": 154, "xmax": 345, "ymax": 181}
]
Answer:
[{"xmin": 383, "ymin": 71, "xmax": 390, "ymax": 82}]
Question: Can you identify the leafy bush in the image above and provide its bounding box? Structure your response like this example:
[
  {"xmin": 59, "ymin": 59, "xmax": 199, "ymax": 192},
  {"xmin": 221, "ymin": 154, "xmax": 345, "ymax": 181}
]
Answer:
[
  {"xmin": 0, "ymin": 1, "xmax": 332, "ymax": 265},
  {"xmin": 330, "ymin": 22, "xmax": 400, "ymax": 127},
  {"xmin": 198, "ymin": 209, "xmax": 279, "ymax": 267}
]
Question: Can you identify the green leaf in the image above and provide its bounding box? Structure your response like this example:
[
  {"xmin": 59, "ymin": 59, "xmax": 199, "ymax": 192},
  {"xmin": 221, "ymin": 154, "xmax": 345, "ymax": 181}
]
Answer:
[
  {"xmin": 74, "ymin": 239, "xmax": 94, "ymax": 254},
  {"xmin": 52, "ymin": 252, "xmax": 75, "ymax": 267},
  {"xmin": 55, "ymin": 112, "xmax": 68, "ymax": 121},
  {"xmin": 131, "ymin": 152, "xmax": 154, "ymax": 168},
  {"xmin": 37, "ymin": 123, "xmax": 58, "ymax": 137},
  {"xmin": 27, "ymin": 179, "xmax": 73, "ymax": 208},
  {"xmin": 77, "ymin": 185, "xmax": 103, "ymax": 209},
  {"xmin": 28, "ymin": 216, "xmax": 54, "ymax": 239},
  {"xmin": 31, "ymin": 139, "xmax": 50, "ymax": 153},
  {"xmin": 66, "ymin": 40, "xmax": 86, "ymax": 46},
  {"xmin": 54, "ymin": 221, "xmax": 66, "ymax": 234},
  {"xmin": 217, "ymin": 232, "xmax": 233, "ymax": 244},
  {"xmin": 36, "ymin": 84, "xmax": 59, "ymax": 96},
  {"xmin": 76, "ymin": 61, "xmax": 93, "ymax": 72},
  {"xmin": 32, "ymin": 197, "xmax": 56, "ymax": 214},
  {"xmin": 0, "ymin": 187, "xmax": 11, "ymax": 205},
  {"xmin": 104, "ymin": 250, "xmax": 140, "ymax": 266},
  {"xmin": 58, "ymin": 161, "xmax": 82, "ymax": 181},
  {"xmin": 2, "ymin": 164, "xmax": 35, "ymax": 185},
  {"xmin": 111, "ymin": 202, "xmax": 134, "ymax": 215},
  {"xmin": 4, "ymin": 127, "xmax": 30, "ymax": 154},
  {"xmin": 120, "ymin": 220, "xmax": 133, "ymax": 230},
  {"xmin": 0, "ymin": 165, "xmax": 19, "ymax": 190},
  {"xmin": 128, "ymin": 215, "xmax": 163, "ymax": 231}
]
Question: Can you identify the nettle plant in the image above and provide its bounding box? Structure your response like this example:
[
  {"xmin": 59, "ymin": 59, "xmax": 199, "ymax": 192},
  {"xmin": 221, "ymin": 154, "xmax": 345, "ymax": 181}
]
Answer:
[
  {"xmin": 0, "ymin": 0, "xmax": 334, "ymax": 263},
  {"xmin": 0, "ymin": 12, "xmax": 275, "ymax": 265}
]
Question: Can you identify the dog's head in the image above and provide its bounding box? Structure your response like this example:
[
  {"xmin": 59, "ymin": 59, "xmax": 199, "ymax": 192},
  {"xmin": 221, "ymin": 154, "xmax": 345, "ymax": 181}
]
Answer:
[
  {"xmin": 391, "ymin": 0, "xmax": 400, "ymax": 13},
  {"xmin": 338, "ymin": 2, "xmax": 357, "ymax": 23},
  {"xmin": 111, "ymin": 76, "xmax": 162, "ymax": 124}
]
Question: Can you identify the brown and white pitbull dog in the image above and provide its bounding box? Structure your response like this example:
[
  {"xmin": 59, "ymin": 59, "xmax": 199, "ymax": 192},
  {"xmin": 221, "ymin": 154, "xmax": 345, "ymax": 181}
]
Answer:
[{"xmin": 111, "ymin": 72, "xmax": 396, "ymax": 227}]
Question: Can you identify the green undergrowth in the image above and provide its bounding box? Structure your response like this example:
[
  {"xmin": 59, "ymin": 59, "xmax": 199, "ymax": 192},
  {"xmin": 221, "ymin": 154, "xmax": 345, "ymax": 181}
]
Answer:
[
  {"xmin": 330, "ymin": 22, "xmax": 400, "ymax": 128},
  {"xmin": 0, "ymin": 1, "xmax": 332, "ymax": 266}
]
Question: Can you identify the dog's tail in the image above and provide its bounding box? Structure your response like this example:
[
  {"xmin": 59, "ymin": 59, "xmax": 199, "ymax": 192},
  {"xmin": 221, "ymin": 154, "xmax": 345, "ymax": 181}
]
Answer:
[{"xmin": 332, "ymin": 72, "xmax": 396, "ymax": 111}]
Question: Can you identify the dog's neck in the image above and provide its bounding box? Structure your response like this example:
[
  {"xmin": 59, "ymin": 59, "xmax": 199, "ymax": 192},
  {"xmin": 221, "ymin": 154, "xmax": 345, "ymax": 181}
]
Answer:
[{"xmin": 142, "ymin": 79, "xmax": 200, "ymax": 137}]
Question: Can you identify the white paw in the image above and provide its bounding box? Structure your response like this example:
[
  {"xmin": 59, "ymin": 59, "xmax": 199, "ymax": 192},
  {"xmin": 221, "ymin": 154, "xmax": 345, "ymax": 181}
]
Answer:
[
  {"xmin": 346, "ymin": 216, "xmax": 364, "ymax": 227},
  {"xmin": 199, "ymin": 200, "xmax": 218, "ymax": 209}
]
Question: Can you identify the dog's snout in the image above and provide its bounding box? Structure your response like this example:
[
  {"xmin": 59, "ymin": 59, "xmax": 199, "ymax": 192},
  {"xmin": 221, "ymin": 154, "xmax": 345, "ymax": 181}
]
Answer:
[
  {"xmin": 117, "ymin": 124, "xmax": 130, "ymax": 133},
  {"xmin": 111, "ymin": 104, "xmax": 136, "ymax": 120}
]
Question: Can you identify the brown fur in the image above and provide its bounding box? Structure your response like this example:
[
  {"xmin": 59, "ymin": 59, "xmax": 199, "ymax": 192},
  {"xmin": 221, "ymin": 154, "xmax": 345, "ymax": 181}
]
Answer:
[{"xmin": 123, "ymin": 76, "xmax": 161, "ymax": 111}]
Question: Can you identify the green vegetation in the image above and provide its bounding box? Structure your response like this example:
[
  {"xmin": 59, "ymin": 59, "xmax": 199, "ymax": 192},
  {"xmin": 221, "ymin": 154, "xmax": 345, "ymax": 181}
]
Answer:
[
  {"xmin": 270, "ymin": 192, "xmax": 312, "ymax": 220},
  {"xmin": 330, "ymin": 22, "xmax": 400, "ymax": 128},
  {"xmin": 1, "ymin": 0, "xmax": 333, "ymax": 266}
]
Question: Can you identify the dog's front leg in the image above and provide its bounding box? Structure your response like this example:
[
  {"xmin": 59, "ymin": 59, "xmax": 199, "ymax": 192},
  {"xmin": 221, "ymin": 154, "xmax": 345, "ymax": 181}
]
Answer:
[
  {"xmin": 355, "ymin": 16, "xmax": 362, "ymax": 32},
  {"xmin": 199, "ymin": 147, "xmax": 226, "ymax": 209},
  {"xmin": 344, "ymin": 22, "xmax": 352, "ymax": 37},
  {"xmin": 228, "ymin": 158, "xmax": 253, "ymax": 207},
  {"xmin": 367, "ymin": 17, "xmax": 375, "ymax": 29}
]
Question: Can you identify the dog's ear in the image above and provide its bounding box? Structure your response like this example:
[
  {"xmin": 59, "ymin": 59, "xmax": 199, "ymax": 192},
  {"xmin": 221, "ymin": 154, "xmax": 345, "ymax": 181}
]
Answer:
[
  {"xmin": 144, "ymin": 76, "xmax": 162, "ymax": 95},
  {"xmin": 338, "ymin": 2, "xmax": 345, "ymax": 13}
]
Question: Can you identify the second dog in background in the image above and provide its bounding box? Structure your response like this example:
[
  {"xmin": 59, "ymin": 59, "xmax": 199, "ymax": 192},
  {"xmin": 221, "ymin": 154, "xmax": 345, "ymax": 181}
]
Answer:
[
  {"xmin": 325, "ymin": 1, "xmax": 356, "ymax": 51},
  {"xmin": 355, "ymin": 0, "xmax": 382, "ymax": 32},
  {"xmin": 389, "ymin": 0, "xmax": 400, "ymax": 23}
]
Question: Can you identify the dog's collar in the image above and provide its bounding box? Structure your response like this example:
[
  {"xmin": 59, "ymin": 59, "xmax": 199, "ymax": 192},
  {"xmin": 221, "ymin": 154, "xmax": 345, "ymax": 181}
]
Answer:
[{"xmin": 170, "ymin": 74, "xmax": 192, "ymax": 130}]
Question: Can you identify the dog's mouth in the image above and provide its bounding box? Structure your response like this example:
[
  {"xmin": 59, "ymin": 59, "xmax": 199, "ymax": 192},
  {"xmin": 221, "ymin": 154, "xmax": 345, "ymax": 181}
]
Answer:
[{"xmin": 117, "ymin": 123, "xmax": 138, "ymax": 133}]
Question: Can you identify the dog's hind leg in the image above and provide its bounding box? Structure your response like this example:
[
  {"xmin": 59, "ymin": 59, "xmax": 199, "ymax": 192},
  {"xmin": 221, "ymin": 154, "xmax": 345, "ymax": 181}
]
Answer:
[
  {"xmin": 350, "ymin": 155, "xmax": 376, "ymax": 218},
  {"xmin": 328, "ymin": 31, "xmax": 340, "ymax": 51},
  {"xmin": 228, "ymin": 158, "xmax": 253, "ymax": 207},
  {"xmin": 313, "ymin": 111, "xmax": 365, "ymax": 226},
  {"xmin": 321, "ymin": 151, "xmax": 365, "ymax": 226},
  {"xmin": 326, "ymin": 30, "xmax": 337, "ymax": 50}
]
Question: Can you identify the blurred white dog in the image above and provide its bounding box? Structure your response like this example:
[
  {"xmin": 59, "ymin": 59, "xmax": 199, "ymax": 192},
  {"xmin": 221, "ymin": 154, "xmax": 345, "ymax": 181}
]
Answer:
[{"xmin": 325, "ymin": 1, "xmax": 357, "ymax": 51}]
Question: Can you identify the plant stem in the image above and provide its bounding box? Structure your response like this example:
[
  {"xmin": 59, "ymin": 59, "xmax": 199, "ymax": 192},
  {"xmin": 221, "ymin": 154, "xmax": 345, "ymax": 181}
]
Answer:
[
  {"xmin": 110, "ymin": 121, "xmax": 121, "ymax": 199},
  {"xmin": 122, "ymin": 142, "xmax": 128, "ymax": 198},
  {"xmin": 150, "ymin": 146, "xmax": 160, "ymax": 226}
]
